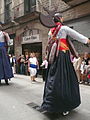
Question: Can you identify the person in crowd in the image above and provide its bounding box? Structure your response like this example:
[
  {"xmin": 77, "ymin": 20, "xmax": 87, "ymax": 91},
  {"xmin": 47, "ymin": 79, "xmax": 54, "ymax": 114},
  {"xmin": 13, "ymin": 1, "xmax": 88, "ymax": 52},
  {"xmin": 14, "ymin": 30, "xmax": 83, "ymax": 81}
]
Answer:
[
  {"xmin": 9, "ymin": 54, "xmax": 14, "ymax": 74},
  {"xmin": 83, "ymin": 52, "xmax": 89, "ymax": 65},
  {"xmin": 9, "ymin": 54, "xmax": 14, "ymax": 67},
  {"xmin": 20, "ymin": 55, "xmax": 25, "ymax": 75},
  {"xmin": 24, "ymin": 54, "xmax": 29, "ymax": 75},
  {"xmin": 72, "ymin": 56, "xmax": 82, "ymax": 83},
  {"xmin": 13, "ymin": 55, "xmax": 16, "ymax": 74},
  {"xmin": 80, "ymin": 53, "xmax": 90, "ymax": 84},
  {"xmin": 16, "ymin": 54, "xmax": 21, "ymax": 74},
  {"xmin": 0, "ymin": 23, "xmax": 13, "ymax": 85},
  {"xmin": 80, "ymin": 58, "xmax": 86, "ymax": 83},
  {"xmin": 28, "ymin": 53, "xmax": 38, "ymax": 83},
  {"xmin": 39, "ymin": 9, "xmax": 90, "ymax": 115},
  {"xmin": 84, "ymin": 59, "xmax": 90, "ymax": 85},
  {"xmin": 40, "ymin": 57, "xmax": 48, "ymax": 81}
]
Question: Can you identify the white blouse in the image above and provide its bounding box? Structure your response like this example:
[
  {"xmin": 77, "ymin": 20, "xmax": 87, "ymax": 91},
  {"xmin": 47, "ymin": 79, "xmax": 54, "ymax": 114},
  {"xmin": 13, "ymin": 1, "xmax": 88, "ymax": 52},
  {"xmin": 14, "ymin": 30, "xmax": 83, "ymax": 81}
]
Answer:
[
  {"xmin": 29, "ymin": 57, "xmax": 38, "ymax": 66},
  {"xmin": 57, "ymin": 26, "xmax": 88, "ymax": 44},
  {"xmin": 41, "ymin": 60, "xmax": 48, "ymax": 69}
]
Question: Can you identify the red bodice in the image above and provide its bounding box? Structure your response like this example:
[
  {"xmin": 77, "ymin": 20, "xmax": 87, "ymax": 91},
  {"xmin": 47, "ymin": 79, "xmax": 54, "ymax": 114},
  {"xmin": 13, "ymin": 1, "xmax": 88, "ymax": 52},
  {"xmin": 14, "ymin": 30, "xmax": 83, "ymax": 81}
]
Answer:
[{"xmin": 58, "ymin": 38, "xmax": 69, "ymax": 51}]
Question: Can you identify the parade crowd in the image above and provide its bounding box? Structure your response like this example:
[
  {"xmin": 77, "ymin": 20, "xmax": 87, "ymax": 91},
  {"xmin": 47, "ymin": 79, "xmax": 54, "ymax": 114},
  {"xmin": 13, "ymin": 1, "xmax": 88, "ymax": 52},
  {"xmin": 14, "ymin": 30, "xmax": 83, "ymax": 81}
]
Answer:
[
  {"xmin": 9, "ymin": 53, "xmax": 48, "ymax": 82},
  {"xmin": 0, "ymin": 8, "xmax": 90, "ymax": 115},
  {"xmin": 9, "ymin": 51, "xmax": 90, "ymax": 85}
]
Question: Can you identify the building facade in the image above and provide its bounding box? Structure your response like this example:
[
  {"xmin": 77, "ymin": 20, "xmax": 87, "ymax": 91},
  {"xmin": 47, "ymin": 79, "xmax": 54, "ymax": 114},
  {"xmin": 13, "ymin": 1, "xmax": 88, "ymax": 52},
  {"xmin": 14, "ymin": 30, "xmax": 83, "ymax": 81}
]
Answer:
[
  {"xmin": 62, "ymin": 0, "xmax": 90, "ymax": 53},
  {"xmin": 0, "ymin": 0, "xmax": 90, "ymax": 60}
]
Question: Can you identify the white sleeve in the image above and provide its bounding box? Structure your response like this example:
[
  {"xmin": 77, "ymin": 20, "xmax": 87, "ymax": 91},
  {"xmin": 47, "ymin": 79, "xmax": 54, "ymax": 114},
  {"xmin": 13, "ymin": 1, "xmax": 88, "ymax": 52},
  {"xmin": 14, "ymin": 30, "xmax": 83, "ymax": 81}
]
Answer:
[
  {"xmin": 29, "ymin": 58, "xmax": 31, "ymax": 62},
  {"xmin": 41, "ymin": 61, "xmax": 45, "ymax": 66},
  {"xmin": 64, "ymin": 26, "xmax": 88, "ymax": 44}
]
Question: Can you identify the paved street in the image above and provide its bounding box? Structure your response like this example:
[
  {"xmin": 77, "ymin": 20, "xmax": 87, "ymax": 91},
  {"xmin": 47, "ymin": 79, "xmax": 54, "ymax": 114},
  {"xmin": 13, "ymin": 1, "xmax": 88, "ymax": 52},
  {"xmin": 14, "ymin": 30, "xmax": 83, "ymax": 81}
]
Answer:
[{"xmin": 0, "ymin": 74, "xmax": 90, "ymax": 120}]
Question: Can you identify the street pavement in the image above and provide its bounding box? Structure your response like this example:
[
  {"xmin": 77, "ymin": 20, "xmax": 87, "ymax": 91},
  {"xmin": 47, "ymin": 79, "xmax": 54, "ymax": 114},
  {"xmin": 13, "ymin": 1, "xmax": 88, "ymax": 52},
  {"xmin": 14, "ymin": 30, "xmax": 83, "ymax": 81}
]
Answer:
[{"xmin": 0, "ymin": 74, "xmax": 90, "ymax": 120}]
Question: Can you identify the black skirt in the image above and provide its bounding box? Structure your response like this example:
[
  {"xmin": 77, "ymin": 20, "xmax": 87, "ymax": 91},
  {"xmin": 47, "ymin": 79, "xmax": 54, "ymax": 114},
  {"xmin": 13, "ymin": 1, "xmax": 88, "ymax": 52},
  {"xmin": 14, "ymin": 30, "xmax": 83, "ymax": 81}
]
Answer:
[
  {"xmin": 41, "ymin": 51, "xmax": 81, "ymax": 113},
  {"xmin": 0, "ymin": 47, "xmax": 13, "ymax": 80}
]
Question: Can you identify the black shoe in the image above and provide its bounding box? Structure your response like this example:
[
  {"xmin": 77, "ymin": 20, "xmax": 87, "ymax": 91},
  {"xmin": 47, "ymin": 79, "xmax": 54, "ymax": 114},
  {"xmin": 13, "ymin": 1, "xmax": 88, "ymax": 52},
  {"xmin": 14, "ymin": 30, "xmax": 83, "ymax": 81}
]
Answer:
[
  {"xmin": 5, "ymin": 79, "xmax": 9, "ymax": 85},
  {"xmin": 36, "ymin": 106, "xmax": 46, "ymax": 113},
  {"xmin": 62, "ymin": 111, "xmax": 69, "ymax": 116}
]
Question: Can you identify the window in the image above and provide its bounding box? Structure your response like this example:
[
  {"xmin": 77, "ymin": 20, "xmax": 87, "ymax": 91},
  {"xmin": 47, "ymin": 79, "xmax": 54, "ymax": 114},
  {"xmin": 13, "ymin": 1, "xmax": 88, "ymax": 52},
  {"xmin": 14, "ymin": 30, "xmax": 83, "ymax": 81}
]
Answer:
[
  {"xmin": 24, "ymin": 0, "xmax": 30, "ymax": 13},
  {"xmin": 30, "ymin": 0, "xmax": 36, "ymax": 12},
  {"xmin": 31, "ymin": 0, "xmax": 36, "ymax": 6},
  {"xmin": 24, "ymin": 0, "xmax": 36, "ymax": 14},
  {"xmin": 4, "ymin": 0, "xmax": 12, "ymax": 22}
]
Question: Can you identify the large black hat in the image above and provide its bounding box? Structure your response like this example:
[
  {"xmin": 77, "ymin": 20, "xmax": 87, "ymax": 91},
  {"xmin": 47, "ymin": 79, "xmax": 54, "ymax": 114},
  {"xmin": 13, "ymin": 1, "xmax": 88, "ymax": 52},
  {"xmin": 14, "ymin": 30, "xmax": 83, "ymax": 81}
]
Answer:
[{"xmin": 39, "ymin": 7, "xmax": 62, "ymax": 28}]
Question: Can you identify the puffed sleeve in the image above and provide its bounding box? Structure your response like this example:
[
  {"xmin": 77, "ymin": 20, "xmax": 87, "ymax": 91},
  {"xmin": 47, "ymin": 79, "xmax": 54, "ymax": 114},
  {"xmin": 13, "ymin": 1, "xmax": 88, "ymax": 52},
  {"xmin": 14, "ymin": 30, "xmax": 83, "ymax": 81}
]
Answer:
[{"xmin": 64, "ymin": 26, "xmax": 88, "ymax": 44}]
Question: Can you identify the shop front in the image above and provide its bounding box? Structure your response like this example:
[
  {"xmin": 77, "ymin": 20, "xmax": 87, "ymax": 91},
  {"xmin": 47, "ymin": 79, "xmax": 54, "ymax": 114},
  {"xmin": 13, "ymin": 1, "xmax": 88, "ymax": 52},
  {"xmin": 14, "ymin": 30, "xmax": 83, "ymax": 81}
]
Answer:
[
  {"xmin": 22, "ymin": 42, "xmax": 42, "ymax": 64},
  {"xmin": 22, "ymin": 29, "xmax": 42, "ymax": 68}
]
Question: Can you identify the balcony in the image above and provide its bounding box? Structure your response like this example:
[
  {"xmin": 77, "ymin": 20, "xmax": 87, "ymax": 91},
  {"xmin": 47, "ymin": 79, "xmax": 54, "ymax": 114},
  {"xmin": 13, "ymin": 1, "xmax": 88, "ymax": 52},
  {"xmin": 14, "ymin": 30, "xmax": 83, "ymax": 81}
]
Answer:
[
  {"xmin": 62, "ymin": 0, "xmax": 88, "ymax": 6},
  {"xmin": 0, "ymin": 2, "xmax": 37, "ymax": 24}
]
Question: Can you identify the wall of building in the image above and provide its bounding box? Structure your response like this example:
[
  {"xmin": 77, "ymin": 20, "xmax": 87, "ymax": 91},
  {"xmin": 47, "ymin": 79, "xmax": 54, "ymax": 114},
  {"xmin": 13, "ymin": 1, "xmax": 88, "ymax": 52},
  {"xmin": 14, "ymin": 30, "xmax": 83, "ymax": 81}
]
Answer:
[
  {"xmin": 12, "ymin": 0, "xmax": 24, "ymax": 7},
  {"xmin": 37, "ymin": 0, "xmax": 90, "ymax": 21},
  {"xmin": 0, "ymin": 0, "xmax": 4, "ymax": 13},
  {"xmin": 0, "ymin": 0, "xmax": 4, "ymax": 22},
  {"xmin": 63, "ymin": 1, "xmax": 90, "ymax": 21},
  {"xmin": 65, "ymin": 15, "xmax": 90, "ymax": 53},
  {"xmin": 0, "ymin": 0, "xmax": 90, "ymax": 57},
  {"xmin": 14, "ymin": 18, "xmax": 48, "ymax": 57}
]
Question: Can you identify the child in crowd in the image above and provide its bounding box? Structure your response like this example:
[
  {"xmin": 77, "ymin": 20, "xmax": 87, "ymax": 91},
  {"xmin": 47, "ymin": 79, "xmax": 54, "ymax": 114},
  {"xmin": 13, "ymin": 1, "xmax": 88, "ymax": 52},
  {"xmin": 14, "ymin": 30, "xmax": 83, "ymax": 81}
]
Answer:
[{"xmin": 85, "ymin": 60, "xmax": 90, "ymax": 85}]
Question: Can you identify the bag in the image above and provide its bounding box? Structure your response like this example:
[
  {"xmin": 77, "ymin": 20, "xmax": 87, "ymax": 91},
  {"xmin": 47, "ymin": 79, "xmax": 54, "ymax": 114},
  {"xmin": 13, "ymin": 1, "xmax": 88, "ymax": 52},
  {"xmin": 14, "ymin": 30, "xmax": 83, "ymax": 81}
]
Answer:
[
  {"xmin": 48, "ymin": 40, "xmax": 58, "ymax": 64},
  {"xmin": 3, "ymin": 32, "xmax": 10, "ymax": 52},
  {"xmin": 46, "ymin": 24, "xmax": 62, "ymax": 64},
  {"xmin": 67, "ymin": 39, "xmax": 79, "ymax": 58}
]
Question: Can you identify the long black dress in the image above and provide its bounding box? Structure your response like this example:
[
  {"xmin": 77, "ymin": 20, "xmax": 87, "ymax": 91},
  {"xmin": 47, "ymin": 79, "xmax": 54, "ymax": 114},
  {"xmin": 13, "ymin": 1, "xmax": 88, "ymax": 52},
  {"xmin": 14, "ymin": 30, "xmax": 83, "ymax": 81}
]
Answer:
[{"xmin": 41, "ymin": 25, "xmax": 88, "ymax": 113}]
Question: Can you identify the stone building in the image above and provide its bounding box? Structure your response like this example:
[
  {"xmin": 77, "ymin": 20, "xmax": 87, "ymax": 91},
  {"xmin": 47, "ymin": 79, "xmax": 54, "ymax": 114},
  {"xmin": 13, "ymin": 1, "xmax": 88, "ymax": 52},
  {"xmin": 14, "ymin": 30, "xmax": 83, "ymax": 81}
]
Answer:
[
  {"xmin": 0, "ymin": 0, "xmax": 90, "ymax": 61},
  {"xmin": 62, "ymin": 0, "xmax": 90, "ymax": 53}
]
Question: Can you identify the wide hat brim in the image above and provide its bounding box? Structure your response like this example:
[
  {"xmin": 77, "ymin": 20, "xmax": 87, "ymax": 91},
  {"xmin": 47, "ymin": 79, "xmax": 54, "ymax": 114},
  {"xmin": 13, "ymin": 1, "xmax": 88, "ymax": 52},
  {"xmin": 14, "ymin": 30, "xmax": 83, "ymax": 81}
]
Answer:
[{"xmin": 39, "ymin": 13, "xmax": 57, "ymax": 28}]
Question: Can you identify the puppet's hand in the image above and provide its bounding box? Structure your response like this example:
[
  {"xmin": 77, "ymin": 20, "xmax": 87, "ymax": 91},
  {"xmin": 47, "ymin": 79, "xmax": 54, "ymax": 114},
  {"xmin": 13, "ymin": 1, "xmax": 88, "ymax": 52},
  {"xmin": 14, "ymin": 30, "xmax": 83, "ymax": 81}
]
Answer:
[
  {"xmin": 85, "ymin": 39, "xmax": 90, "ymax": 47},
  {"xmin": 87, "ymin": 39, "xmax": 90, "ymax": 44}
]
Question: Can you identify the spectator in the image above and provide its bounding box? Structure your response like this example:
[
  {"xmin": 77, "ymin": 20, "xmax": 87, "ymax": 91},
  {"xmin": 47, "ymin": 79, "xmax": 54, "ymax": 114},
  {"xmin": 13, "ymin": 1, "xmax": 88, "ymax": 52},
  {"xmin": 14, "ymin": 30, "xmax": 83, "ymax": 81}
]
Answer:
[
  {"xmin": 13, "ymin": 55, "xmax": 16, "ymax": 74},
  {"xmin": 40, "ymin": 57, "xmax": 48, "ymax": 81},
  {"xmin": 24, "ymin": 54, "xmax": 29, "ymax": 75},
  {"xmin": 85, "ymin": 60, "xmax": 90, "ymax": 85},
  {"xmin": 83, "ymin": 52, "xmax": 89, "ymax": 65},
  {"xmin": 72, "ymin": 56, "xmax": 82, "ymax": 83},
  {"xmin": 20, "ymin": 55, "xmax": 25, "ymax": 74},
  {"xmin": 28, "ymin": 53, "xmax": 38, "ymax": 82},
  {"xmin": 16, "ymin": 55, "xmax": 21, "ymax": 74},
  {"xmin": 80, "ymin": 59, "xmax": 86, "ymax": 83}
]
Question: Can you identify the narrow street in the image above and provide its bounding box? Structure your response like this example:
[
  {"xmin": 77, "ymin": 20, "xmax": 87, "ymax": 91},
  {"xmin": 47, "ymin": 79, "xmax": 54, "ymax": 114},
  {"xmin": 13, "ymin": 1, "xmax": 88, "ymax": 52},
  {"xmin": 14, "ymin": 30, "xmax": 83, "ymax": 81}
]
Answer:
[{"xmin": 0, "ymin": 74, "xmax": 90, "ymax": 120}]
